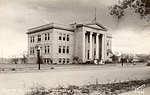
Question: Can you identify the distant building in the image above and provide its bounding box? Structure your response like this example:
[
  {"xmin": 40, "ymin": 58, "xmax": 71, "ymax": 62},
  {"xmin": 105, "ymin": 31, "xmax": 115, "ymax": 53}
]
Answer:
[{"xmin": 26, "ymin": 20, "xmax": 112, "ymax": 64}]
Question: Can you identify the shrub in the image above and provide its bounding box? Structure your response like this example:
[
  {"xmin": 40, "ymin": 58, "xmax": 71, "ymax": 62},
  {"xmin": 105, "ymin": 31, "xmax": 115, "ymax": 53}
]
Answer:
[
  {"xmin": 146, "ymin": 62, "xmax": 150, "ymax": 66},
  {"xmin": 25, "ymin": 85, "xmax": 50, "ymax": 95},
  {"xmin": 50, "ymin": 67, "xmax": 54, "ymax": 69},
  {"xmin": 11, "ymin": 68, "xmax": 16, "ymax": 71}
]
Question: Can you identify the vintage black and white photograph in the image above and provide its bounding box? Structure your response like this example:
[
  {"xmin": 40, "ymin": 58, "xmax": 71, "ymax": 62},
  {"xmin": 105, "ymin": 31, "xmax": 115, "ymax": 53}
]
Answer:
[{"xmin": 0, "ymin": 0, "xmax": 150, "ymax": 95}]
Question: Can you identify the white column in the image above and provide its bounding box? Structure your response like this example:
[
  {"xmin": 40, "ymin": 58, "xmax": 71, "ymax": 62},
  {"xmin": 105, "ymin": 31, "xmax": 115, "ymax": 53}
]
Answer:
[
  {"xmin": 101, "ymin": 34, "xmax": 105, "ymax": 60},
  {"xmin": 96, "ymin": 33, "xmax": 99, "ymax": 59},
  {"xmin": 89, "ymin": 32, "xmax": 93, "ymax": 60},
  {"xmin": 82, "ymin": 31, "xmax": 85, "ymax": 62},
  {"xmin": 85, "ymin": 33, "xmax": 88, "ymax": 60}
]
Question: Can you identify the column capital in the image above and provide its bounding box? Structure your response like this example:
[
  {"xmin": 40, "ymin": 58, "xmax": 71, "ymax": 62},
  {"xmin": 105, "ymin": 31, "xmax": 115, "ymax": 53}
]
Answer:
[
  {"xmin": 90, "ymin": 32, "xmax": 93, "ymax": 35},
  {"xmin": 96, "ymin": 33, "xmax": 100, "ymax": 36}
]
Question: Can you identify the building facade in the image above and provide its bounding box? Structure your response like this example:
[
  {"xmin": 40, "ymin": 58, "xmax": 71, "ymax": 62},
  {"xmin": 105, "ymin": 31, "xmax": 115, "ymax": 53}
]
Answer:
[{"xmin": 27, "ymin": 21, "xmax": 112, "ymax": 64}]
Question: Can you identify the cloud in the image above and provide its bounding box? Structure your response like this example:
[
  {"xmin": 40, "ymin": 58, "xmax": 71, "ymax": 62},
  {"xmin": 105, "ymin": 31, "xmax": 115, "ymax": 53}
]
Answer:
[
  {"xmin": 112, "ymin": 29, "xmax": 150, "ymax": 54},
  {"xmin": 0, "ymin": 0, "xmax": 150, "ymax": 57}
]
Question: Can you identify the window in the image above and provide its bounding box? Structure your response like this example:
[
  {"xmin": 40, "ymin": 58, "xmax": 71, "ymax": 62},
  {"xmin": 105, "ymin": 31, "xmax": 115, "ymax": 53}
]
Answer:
[
  {"xmin": 88, "ymin": 50, "xmax": 89, "ymax": 59},
  {"xmin": 30, "ymin": 36, "xmax": 34, "ymax": 43},
  {"xmin": 48, "ymin": 46, "xmax": 49, "ymax": 53},
  {"xmin": 59, "ymin": 58, "xmax": 61, "ymax": 63},
  {"xmin": 59, "ymin": 46, "xmax": 61, "ymax": 53},
  {"xmin": 63, "ymin": 34, "xmax": 66, "ymax": 41},
  {"xmin": 59, "ymin": 33, "xmax": 62, "ymax": 40},
  {"xmin": 47, "ymin": 58, "xmax": 49, "ymax": 64},
  {"xmin": 44, "ymin": 58, "xmax": 46, "ymax": 63},
  {"xmin": 45, "ymin": 34, "xmax": 47, "ymax": 40},
  {"xmin": 37, "ymin": 35, "xmax": 41, "ymax": 42},
  {"xmin": 30, "ymin": 37, "xmax": 32, "ymax": 43},
  {"xmin": 33, "ymin": 36, "xmax": 34, "ymax": 42},
  {"xmin": 48, "ymin": 33, "xmax": 50, "ymax": 40},
  {"xmin": 107, "ymin": 52, "xmax": 109, "ymax": 56},
  {"xmin": 45, "ymin": 46, "xmax": 47, "ymax": 53},
  {"xmin": 63, "ymin": 46, "xmax": 65, "ymax": 53},
  {"xmin": 66, "ymin": 46, "xmax": 69, "ymax": 54},
  {"xmin": 67, "ymin": 34, "xmax": 69, "ymax": 41},
  {"xmin": 30, "ymin": 47, "xmax": 34, "ymax": 54},
  {"xmin": 107, "ymin": 41, "xmax": 109, "ymax": 46},
  {"xmin": 67, "ymin": 58, "xmax": 69, "ymax": 63},
  {"xmin": 63, "ymin": 58, "xmax": 65, "ymax": 64},
  {"xmin": 33, "ymin": 47, "xmax": 35, "ymax": 54}
]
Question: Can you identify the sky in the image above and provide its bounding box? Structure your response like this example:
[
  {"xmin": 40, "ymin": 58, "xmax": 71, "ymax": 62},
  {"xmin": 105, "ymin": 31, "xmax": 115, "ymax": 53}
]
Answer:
[{"xmin": 0, "ymin": 0, "xmax": 150, "ymax": 58}]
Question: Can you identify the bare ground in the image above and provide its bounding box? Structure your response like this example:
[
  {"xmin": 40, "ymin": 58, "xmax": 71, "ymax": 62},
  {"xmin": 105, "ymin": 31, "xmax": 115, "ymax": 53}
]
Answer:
[{"xmin": 0, "ymin": 63, "xmax": 150, "ymax": 95}]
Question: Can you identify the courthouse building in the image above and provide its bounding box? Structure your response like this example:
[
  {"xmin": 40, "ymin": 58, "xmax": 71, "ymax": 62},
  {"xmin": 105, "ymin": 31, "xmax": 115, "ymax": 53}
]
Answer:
[{"xmin": 27, "ymin": 20, "xmax": 112, "ymax": 64}]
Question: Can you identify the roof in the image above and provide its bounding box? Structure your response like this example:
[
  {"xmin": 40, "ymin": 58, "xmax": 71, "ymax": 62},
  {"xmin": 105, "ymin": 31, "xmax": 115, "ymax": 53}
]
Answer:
[
  {"xmin": 76, "ymin": 22, "xmax": 108, "ymax": 31},
  {"xmin": 27, "ymin": 23, "xmax": 74, "ymax": 34},
  {"xmin": 27, "ymin": 21, "xmax": 108, "ymax": 34}
]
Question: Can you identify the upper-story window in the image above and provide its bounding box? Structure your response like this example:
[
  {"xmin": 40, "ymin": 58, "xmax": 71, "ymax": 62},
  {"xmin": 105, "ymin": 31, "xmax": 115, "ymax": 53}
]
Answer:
[
  {"xmin": 45, "ymin": 34, "xmax": 47, "ymax": 40},
  {"xmin": 33, "ymin": 36, "xmax": 34, "ymax": 42},
  {"xmin": 45, "ymin": 33, "xmax": 50, "ymax": 41},
  {"xmin": 33, "ymin": 47, "xmax": 35, "ymax": 54},
  {"xmin": 59, "ymin": 33, "xmax": 62, "ymax": 40},
  {"xmin": 59, "ymin": 46, "xmax": 61, "ymax": 53},
  {"xmin": 67, "ymin": 34, "xmax": 69, "ymax": 41},
  {"xmin": 30, "ymin": 47, "xmax": 35, "ymax": 54},
  {"xmin": 44, "ymin": 45, "xmax": 50, "ymax": 54},
  {"xmin": 48, "ymin": 46, "xmax": 49, "ymax": 53},
  {"xmin": 107, "ymin": 41, "xmax": 109, "ymax": 46},
  {"xmin": 63, "ymin": 34, "xmax": 66, "ymax": 41},
  {"xmin": 63, "ymin": 46, "xmax": 65, "ymax": 53},
  {"xmin": 37, "ymin": 35, "xmax": 41, "ymax": 42},
  {"xmin": 66, "ymin": 46, "xmax": 69, "ymax": 54},
  {"xmin": 30, "ymin": 37, "xmax": 32, "ymax": 43},
  {"xmin": 45, "ymin": 46, "xmax": 47, "ymax": 54},
  {"xmin": 48, "ymin": 33, "xmax": 50, "ymax": 40},
  {"xmin": 30, "ymin": 36, "xmax": 34, "ymax": 43}
]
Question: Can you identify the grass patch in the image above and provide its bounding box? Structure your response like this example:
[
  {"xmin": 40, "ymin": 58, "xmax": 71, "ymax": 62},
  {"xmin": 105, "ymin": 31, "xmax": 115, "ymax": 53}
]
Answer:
[{"xmin": 25, "ymin": 78, "xmax": 150, "ymax": 95}]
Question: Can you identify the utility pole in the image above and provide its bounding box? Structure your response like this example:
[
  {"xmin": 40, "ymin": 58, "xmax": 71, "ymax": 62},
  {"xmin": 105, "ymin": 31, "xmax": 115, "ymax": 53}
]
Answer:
[{"xmin": 2, "ymin": 49, "xmax": 3, "ymax": 64}]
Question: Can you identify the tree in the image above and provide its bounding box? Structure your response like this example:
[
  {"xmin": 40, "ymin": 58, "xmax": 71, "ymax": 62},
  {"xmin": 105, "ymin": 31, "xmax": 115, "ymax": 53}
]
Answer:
[
  {"xmin": 21, "ymin": 53, "xmax": 28, "ymax": 64},
  {"xmin": 110, "ymin": 54, "xmax": 119, "ymax": 65},
  {"xmin": 136, "ymin": 54, "xmax": 149, "ymax": 62},
  {"xmin": 109, "ymin": 0, "xmax": 150, "ymax": 20},
  {"xmin": 127, "ymin": 54, "xmax": 134, "ymax": 63},
  {"xmin": 10, "ymin": 56, "xmax": 19, "ymax": 64},
  {"xmin": 73, "ymin": 56, "xmax": 79, "ymax": 64}
]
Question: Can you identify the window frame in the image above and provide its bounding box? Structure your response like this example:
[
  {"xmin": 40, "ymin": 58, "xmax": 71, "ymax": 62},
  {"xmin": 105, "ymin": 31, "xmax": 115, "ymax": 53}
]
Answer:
[
  {"xmin": 59, "ymin": 33, "xmax": 62, "ymax": 40},
  {"xmin": 59, "ymin": 46, "xmax": 61, "ymax": 53},
  {"xmin": 63, "ymin": 46, "xmax": 65, "ymax": 53},
  {"xmin": 66, "ymin": 46, "xmax": 69, "ymax": 54},
  {"xmin": 37, "ymin": 34, "xmax": 41, "ymax": 42},
  {"xmin": 63, "ymin": 34, "xmax": 66, "ymax": 41},
  {"xmin": 67, "ymin": 34, "xmax": 69, "ymax": 41}
]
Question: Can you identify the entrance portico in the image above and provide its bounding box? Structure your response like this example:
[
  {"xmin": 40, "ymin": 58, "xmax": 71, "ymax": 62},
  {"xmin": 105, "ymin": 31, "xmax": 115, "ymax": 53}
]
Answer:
[{"xmin": 84, "ymin": 31, "xmax": 104, "ymax": 61}]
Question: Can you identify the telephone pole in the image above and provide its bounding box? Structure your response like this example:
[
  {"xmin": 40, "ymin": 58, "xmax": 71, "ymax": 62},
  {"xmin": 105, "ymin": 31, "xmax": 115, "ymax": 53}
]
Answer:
[{"xmin": 2, "ymin": 49, "xmax": 3, "ymax": 64}]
